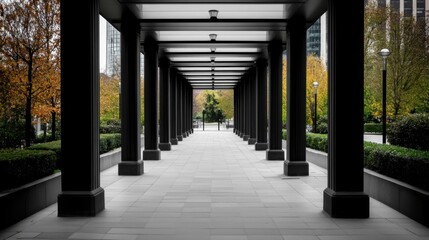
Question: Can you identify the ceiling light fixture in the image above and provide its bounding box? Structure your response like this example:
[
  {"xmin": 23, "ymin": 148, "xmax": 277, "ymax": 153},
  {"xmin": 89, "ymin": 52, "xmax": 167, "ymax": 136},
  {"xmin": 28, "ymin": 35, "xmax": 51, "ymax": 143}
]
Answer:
[
  {"xmin": 210, "ymin": 57, "xmax": 216, "ymax": 63},
  {"xmin": 209, "ymin": 9, "xmax": 219, "ymax": 19},
  {"xmin": 209, "ymin": 34, "xmax": 217, "ymax": 42},
  {"xmin": 211, "ymin": 47, "xmax": 216, "ymax": 53}
]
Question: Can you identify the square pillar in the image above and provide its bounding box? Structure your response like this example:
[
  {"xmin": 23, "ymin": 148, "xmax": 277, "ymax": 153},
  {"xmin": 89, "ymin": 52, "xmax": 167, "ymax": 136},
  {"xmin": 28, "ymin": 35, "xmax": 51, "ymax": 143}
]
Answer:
[
  {"xmin": 159, "ymin": 58, "xmax": 171, "ymax": 151},
  {"xmin": 248, "ymin": 68, "xmax": 257, "ymax": 144},
  {"xmin": 255, "ymin": 58, "xmax": 268, "ymax": 150},
  {"xmin": 176, "ymin": 76, "xmax": 183, "ymax": 141},
  {"xmin": 182, "ymin": 82, "xmax": 188, "ymax": 138},
  {"xmin": 266, "ymin": 40, "xmax": 285, "ymax": 160},
  {"xmin": 143, "ymin": 35, "xmax": 161, "ymax": 160},
  {"xmin": 285, "ymin": 18, "xmax": 309, "ymax": 176},
  {"xmin": 58, "ymin": 0, "xmax": 105, "ymax": 216},
  {"xmin": 118, "ymin": 9, "xmax": 143, "ymax": 175},
  {"xmin": 323, "ymin": 0, "xmax": 369, "ymax": 218},
  {"xmin": 170, "ymin": 68, "xmax": 179, "ymax": 145}
]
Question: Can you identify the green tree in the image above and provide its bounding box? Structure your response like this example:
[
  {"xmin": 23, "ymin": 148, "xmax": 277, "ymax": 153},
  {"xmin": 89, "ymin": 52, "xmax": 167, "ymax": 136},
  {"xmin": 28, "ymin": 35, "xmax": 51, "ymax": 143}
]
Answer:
[{"xmin": 203, "ymin": 92, "xmax": 222, "ymax": 122}]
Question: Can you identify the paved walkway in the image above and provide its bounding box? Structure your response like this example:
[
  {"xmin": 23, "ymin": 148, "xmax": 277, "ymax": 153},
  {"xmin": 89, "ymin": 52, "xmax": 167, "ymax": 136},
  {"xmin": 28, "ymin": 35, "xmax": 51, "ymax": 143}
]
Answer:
[{"xmin": 1, "ymin": 130, "xmax": 428, "ymax": 240}]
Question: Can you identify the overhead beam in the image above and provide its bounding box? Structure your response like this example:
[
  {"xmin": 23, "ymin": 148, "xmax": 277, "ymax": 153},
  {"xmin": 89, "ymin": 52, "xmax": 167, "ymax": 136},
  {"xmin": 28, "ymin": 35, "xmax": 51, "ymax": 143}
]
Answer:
[
  {"xmin": 157, "ymin": 41, "xmax": 269, "ymax": 49},
  {"xmin": 184, "ymin": 75, "xmax": 244, "ymax": 78},
  {"xmin": 119, "ymin": 0, "xmax": 305, "ymax": 3},
  {"xmin": 172, "ymin": 61, "xmax": 255, "ymax": 67},
  {"xmin": 178, "ymin": 70, "xmax": 247, "ymax": 74},
  {"xmin": 165, "ymin": 52, "xmax": 261, "ymax": 58}
]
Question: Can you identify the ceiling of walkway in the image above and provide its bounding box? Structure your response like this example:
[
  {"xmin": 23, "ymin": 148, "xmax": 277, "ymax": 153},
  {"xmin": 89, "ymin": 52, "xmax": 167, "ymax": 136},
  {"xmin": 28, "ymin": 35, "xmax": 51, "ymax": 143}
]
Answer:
[{"xmin": 101, "ymin": 0, "xmax": 326, "ymax": 89}]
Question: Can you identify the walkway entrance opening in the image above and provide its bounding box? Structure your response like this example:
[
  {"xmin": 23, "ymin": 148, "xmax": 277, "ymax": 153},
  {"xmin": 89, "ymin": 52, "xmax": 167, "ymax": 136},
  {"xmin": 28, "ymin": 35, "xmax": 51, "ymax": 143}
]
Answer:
[{"xmin": 60, "ymin": 0, "xmax": 367, "ymax": 219}]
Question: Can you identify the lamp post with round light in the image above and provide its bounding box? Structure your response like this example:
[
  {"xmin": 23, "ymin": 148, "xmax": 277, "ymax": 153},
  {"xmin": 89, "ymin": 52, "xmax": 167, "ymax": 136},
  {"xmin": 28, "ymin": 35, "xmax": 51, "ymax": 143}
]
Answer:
[
  {"xmin": 312, "ymin": 81, "xmax": 319, "ymax": 133},
  {"xmin": 378, "ymin": 48, "xmax": 390, "ymax": 144}
]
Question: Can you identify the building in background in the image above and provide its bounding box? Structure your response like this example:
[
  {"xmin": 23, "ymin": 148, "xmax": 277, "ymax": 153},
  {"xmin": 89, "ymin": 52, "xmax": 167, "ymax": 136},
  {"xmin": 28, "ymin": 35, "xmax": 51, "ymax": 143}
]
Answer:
[
  {"xmin": 106, "ymin": 23, "xmax": 145, "ymax": 77},
  {"xmin": 306, "ymin": 13, "xmax": 328, "ymax": 65}
]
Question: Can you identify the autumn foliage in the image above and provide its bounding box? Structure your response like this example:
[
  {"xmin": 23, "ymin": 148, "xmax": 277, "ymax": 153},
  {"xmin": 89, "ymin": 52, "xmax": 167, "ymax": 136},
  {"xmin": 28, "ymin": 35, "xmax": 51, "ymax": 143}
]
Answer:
[{"xmin": 0, "ymin": 0, "xmax": 60, "ymax": 147}]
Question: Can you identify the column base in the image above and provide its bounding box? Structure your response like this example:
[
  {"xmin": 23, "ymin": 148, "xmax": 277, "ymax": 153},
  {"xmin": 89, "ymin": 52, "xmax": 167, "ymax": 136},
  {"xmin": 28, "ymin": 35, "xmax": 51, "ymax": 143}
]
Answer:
[
  {"xmin": 236, "ymin": 131, "xmax": 240, "ymax": 136},
  {"xmin": 233, "ymin": 129, "xmax": 236, "ymax": 133},
  {"xmin": 243, "ymin": 135, "xmax": 250, "ymax": 141},
  {"xmin": 118, "ymin": 160, "xmax": 144, "ymax": 175},
  {"xmin": 248, "ymin": 138, "xmax": 256, "ymax": 145},
  {"xmin": 191, "ymin": 129, "xmax": 194, "ymax": 133},
  {"xmin": 159, "ymin": 143, "xmax": 171, "ymax": 151},
  {"xmin": 239, "ymin": 133, "xmax": 244, "ymax": 138},
  {"xmin": 177, "ymin": 135, "xmax": 183, "ymax": 141},
  {"xmin": 143, "ymin": 149, "xmax": 161, "ymax": 160},
  {"xmin": 323, "ymin": 188, "xmax": 369, "ymax": 218},
  {"xmin": 182, "ymin": 132, "xmax": 188, "ymax": 138},
  {"xmin": 266, "ymin": 149, "xmax": 285, "ymax": 160},
  {"xmin": 171, "ymin": 138, "xmax": 178, "ymax": 145},
  {"xmin": 58, "ymin": 187, "xmax": 105, "ymax": 217},
  {"xmin": 255, "ymin": 142, "xmax": 268, "ymax": 150},
  {"xmin": 284, "ymin": 161, "xmax": 309, "ymax": 176}
]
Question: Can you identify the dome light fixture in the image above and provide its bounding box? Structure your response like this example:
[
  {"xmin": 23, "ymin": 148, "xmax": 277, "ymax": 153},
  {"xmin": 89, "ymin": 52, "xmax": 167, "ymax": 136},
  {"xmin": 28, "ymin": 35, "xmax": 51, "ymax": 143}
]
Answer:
[
  {"xmin": 210, "ymin": 56, "xmax": 216, "ymax": 63},
  {"xmin": 211, "ymin": 47, "xmax": 216, "ymax": 53},
  {"xmin": 209, "ymin": 34, "xmax": 217, "ymax": 42},
  {"xmin": 209, "ymin": 10, "xmax": 219, "ymax": 19}
]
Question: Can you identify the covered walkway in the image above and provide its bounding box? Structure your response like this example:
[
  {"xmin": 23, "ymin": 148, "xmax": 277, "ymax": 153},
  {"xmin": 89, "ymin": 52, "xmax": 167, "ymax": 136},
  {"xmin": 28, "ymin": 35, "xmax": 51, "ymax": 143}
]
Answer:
[{"xmin": 1, "ymin": 131, "xmax": 428, "ymax": 240}]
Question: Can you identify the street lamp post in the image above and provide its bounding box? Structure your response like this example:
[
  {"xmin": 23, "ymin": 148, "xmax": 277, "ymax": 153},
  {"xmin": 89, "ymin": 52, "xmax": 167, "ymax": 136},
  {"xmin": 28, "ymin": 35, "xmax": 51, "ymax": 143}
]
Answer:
[
  {"xmin": 379, "ymin": 48, "xmax": 391, "ymax": 144},
  {"xmin": 312, "ymin": 81, "xmax": 319, "ymax": 133},
  {"xmin": 202, "ymin": 110, "xmax": 205, "ymax": 131}
]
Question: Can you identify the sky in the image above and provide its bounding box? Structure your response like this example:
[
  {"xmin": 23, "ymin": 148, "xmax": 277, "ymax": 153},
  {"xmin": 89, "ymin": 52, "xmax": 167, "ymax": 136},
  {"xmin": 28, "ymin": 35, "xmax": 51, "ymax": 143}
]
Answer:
[{"xmin": 99, "ymin": 16, "xmax": 107, "ymax": 73}]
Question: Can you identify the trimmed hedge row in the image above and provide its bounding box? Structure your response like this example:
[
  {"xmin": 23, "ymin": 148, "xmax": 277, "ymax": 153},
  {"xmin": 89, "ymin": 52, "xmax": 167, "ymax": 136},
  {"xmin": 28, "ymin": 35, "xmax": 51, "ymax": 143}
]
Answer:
[
  {"xmin": 364, "ymin": 123, "xmax": 383, "ymax": 133},
  {"xmin": 0, "ymin": 150, "xmax": 56, "ymax": 191},
  {"xmin": 364, "ymin": 142, "xmax": 429, "ymax": 191},
  {"xmin": 387, "ymin": 113, "xmax": 429, "ymax": 151},
  {"xmin": 28, "ymin": 133, "xmax": 121, "ymax": 169},
  {"xmin": 303, "ymin": 133, "xmax": 429, "ymax": 191}
]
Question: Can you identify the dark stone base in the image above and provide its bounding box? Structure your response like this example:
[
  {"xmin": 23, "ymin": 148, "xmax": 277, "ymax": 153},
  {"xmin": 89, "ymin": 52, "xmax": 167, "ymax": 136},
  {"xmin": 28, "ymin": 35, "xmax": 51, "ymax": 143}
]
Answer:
[
  {"xmin": 255, "ymin": 142, "xmax": 268, "ymax": 151},
  {"xmin": 58, "ymin": 187, "xmax": 105, "ymax": 217},
  {"xmin": 143, "ymin": 149, "xmax": 161, "ymax": 160},
  {"xmin": 118, "ymin": 160, "xmax": 144, "ymax": 175},
  {"xmin": 159, "ymin": 143, "xmax": 171, "ymax": 151},
  {"xmin": 182, "ymin": 132, "xmax": 188, "ymax": 138},
  {"xmin": 284, "ymin": 161, "xmax": 309, "ymax": 176},
  {"xmin": 170, "ymin": 138, "xmax": 178, "ymax": 145},
  {"xmin": 266, "ymin": 149, "xmax": 285, "ymax": 160},
  {"xmin": 323, "ymin": 188, "xmax": 369, "ymax": 218},
  {"xmin": 239, "ymin": 133, "xmax": 244, "ymax": 138},
  {"xmin": 243, "ymin": 135, "xmax": 250, "ymax": 141},
  {"xmin": 248, "ymin": 138, "xmax": 256, "ymax": 145},
  {"xmin": 191, "ymin": 129, "xmax": 194, "ymax": 133},
  {"xmin": 233, "ymin": 129, "xmax": 236, "ymax": 133},
  {"xmin": 177, "ymin": 135, "xmax": 183, "ymax": 141}
]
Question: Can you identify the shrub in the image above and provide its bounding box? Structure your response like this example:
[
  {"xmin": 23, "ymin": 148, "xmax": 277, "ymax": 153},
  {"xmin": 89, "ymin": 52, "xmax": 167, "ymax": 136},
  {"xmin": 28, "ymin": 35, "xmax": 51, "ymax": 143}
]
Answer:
[
  {"xmin": 316, "ymin": 115, "xmax": 328, "ymax": 134},
  {"xmin": 306, "ymin": 133, "xmax": 328, "ymax": 153},
  {"xmin": 0, "ymin": 118, "xmax": 32, "ymax": 149},
  {"xmin": 387, "ymin": 114, "xmax": 429, "ymax": 151},
  {"xmin": 100, "ymin": 119, "xmax": 121, "ymax": 134},
  {"xmin": 363, "ymin": 142, "xmax": 429, "ymax": 191},
  {"xmin": 364, "ymin": 123, "xmax": 383, "ymax": 133},
  {"xmin": 28, "ymin": 141, "xmax": 61, "ymax": 168},
  {"xmin": 100, "ymin": 133, "xmax": 121, "ymax": 154},
  {"xmin": 282, "ymin": 129, "xmax": 287, "ymax": 140},
  {"xmin": 0, "ymin": 149, "xmax": 56, "ymax": 191}
]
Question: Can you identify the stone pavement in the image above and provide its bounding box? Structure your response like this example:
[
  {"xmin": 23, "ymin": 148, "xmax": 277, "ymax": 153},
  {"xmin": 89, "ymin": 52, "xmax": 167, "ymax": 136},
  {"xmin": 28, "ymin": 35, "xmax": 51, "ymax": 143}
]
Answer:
[{"xmin": 1, "ymin": 130, "xmax": 428, "ymax": 240}]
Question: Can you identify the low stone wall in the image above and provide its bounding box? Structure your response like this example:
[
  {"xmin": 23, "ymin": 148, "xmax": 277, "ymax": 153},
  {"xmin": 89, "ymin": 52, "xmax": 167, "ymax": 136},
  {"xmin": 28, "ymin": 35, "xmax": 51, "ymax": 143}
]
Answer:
[
  {"xmin": 0, "ymin": 148, "xmax": 123, "ymax": 229},
  {"xmin": 304, "ymin": 146, "xmax": 429, "ymax": 227}
]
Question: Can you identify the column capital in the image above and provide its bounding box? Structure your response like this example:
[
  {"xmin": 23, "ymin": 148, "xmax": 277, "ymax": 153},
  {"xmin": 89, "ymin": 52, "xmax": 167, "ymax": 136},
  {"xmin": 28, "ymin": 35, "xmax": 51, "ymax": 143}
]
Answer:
[{"xmin": 255, "ymin": 58, "xmax": 268, "ymax": 67}]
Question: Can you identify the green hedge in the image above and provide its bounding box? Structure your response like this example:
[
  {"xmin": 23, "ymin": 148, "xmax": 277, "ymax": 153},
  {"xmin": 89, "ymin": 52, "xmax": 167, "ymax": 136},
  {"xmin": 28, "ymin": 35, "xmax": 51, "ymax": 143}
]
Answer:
[
  {"xmin": 0, "ymin": 149, "xmax": 56, "ymax": 191},
  {"xmin": 100, "ymin": 119, "xmax": 121, "ymax": 134},
  {"xmin": 364, "ymin": 123, "xmax": 383, "ymax": 133},
  {"xmin": 28, "ymin": 134, "xmax": 121, "ymax": 169},
  {"xmin": 364, "ymin": 142, "xmax": 429, "ymax": 191},
  {"xmin": 99, "ymin": 134, "xmax": 121, "ymax": 154},
  {"xmin": 306, "ymin": 133, "xmax": 328, "ymax": 153},
  {"xmin": 303, "ymin": 133, "xmax": 429, "ymax": 191},
  {"xmin": 387, "ymin": 114, "xmax": 429, "ymax": 151}
]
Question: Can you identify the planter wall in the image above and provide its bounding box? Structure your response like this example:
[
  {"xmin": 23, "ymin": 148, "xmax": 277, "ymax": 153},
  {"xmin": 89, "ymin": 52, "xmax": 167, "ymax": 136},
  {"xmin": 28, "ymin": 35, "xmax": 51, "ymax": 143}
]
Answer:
[
  {"xmin": 303, "ymin": 144, "xmax": 429, "ymax": 227},
  {"xmin": 0, "ymin": 147, "xmax": 123, "ymax": 229}
]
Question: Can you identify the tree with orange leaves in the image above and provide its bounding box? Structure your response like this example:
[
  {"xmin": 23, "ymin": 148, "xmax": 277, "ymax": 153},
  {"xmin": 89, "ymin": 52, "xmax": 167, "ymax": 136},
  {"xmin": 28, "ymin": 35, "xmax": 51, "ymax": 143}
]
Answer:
[{"xmin": 0, "ymin": 0, "xmax": 60, "ymax": 146}]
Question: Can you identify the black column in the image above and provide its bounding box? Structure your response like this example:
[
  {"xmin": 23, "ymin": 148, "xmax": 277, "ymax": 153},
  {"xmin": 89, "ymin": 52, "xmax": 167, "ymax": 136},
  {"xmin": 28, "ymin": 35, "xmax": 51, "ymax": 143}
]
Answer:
[
  {"xmin": 243, "ymin": 76, "xmax": 251, "ymax": 141},
  {"xmin": 58, "ymin": 0, "xmax": 105, "ymax": 216},
  {"xmin": 323, "ymin": 0, "xmax": 369, "ymax": 218},
  {"xmin": 239, "ymin": 82, "xmax": 244, "ymax": 138},
  {"xmin": 233, "ymin": 88, "xmax": 237, "ymax": 134},
  {"xmin": 255, "ymin": 58, "xmax": 268, "ymax": 151},
  {"xmin": 170, "ymin": 68, "xmax": 178, "ymax": 145},
  {"xmin": 248, "ymin": 68, "xmax": 257, "ymax": 144},
  {"xmin": 159, "ymin": 58, "xmax": 171, "ymax": 151},
  {"xmin": 118, "ymin": 9, "xmax": 143, "ymax": 175},
  {"xmin": 190, "ymin": 86, "xmax": 194, "ymax": 134},
  {"xmin": 143, "ymin": 36, "xmax": 160, "ymax": 160},
  {"xmin": 285, "ymin": 18, "xmax": 309, "ymax": 176},
  {"xmin": 177, "ymin": 76, "xmax": 183, "ymax": 141},
  {"xmin": 241, "ymin": 80, "xmax": 249, "ymax": 141},
  {"xmin": 235, "ymin": 85, "xmax": 240, "ymax": 135},
  {"xmin": 266, "ymin": 40, "xmax": 285, "ymax": 160},
  {"xmin": 182, "ymin": 82, "xmax": 188, "ymax": 138}
]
